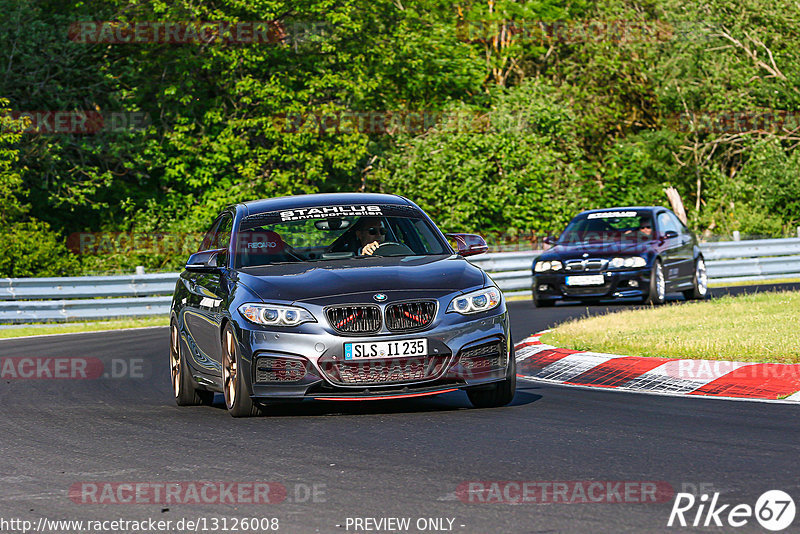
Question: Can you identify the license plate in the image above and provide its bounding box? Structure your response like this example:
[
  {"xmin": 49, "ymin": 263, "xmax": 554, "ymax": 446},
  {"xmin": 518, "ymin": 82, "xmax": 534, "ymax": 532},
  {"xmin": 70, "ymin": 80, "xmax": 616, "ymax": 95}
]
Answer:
[
  {"xmin": 565, "ymin": 274, "xmax": 605, "ymax": 286},
  {"xmin": 344, "ymin": 339, "xmax": 428, "ymax": 360}
]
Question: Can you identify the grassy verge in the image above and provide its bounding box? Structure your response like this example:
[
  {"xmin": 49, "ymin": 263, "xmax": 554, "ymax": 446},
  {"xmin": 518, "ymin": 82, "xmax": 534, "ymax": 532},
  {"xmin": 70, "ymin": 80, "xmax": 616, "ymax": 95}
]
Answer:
[
  {"xmin": 0, "ymin": 316, "xmax": 168, "ymax": 339},
  {"xmin": 708, "ymin": 277, "xmax": 800, "ymax": 288},
  {"xmin": 541, "ymin": 291, "xmax": 800, "ymax": 363}
]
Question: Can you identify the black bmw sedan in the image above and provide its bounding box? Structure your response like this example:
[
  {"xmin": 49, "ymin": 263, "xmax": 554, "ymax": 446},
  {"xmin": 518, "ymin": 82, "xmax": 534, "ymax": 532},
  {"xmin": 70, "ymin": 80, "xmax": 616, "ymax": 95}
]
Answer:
[
  {"xmin": 531, "ymin": 207, "xmax": 708, "ymax": 307},
  {"xmin": 170, "ymin": 193, "xmax": 515, "ymax": 416}
]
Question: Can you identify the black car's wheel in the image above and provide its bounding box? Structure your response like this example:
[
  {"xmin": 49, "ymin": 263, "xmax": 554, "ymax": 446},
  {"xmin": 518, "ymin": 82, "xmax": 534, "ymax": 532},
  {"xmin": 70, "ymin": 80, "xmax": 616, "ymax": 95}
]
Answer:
[
  {"xmin": 683, "ymin": 257, "xmax": 709, "ymax": 301},
  {"xmin": 170, "ymin": 321, "xmax": 214, "ymax": 406},
  {"xmin": 221, "ymin": 323, "xmax": 261, "ymax": 417},
  {"xmin": 644, "ymin": 259, "xmax": 666, "ymax": 305},
  {"xmin": 466, "ymin": 351, "xmax": 516, "ymax": 408}
]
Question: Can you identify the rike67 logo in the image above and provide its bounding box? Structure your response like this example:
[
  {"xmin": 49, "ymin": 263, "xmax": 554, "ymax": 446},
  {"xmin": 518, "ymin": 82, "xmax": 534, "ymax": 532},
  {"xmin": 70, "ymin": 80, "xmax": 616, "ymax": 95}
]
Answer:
[{"xmin": 668, "ymin": 490, "xmax": 796, "ymax": 531}]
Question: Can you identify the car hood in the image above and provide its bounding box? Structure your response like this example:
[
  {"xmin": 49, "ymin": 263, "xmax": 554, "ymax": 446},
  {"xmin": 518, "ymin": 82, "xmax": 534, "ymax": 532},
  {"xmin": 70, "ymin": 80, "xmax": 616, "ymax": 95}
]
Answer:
[
  {"xmin": 235, "ymin": 255, "xmax": 486, "ymax": 303},
  {"xmin": 540, "ymin": 241, "xmax": 655, "ymax": 260}
]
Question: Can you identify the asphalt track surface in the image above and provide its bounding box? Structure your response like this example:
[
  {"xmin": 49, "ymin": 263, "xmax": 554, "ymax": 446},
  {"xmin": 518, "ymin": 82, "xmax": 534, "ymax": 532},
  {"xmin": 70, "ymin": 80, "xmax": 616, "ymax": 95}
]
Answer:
[{"xmin": 1, "ymin": 284, "xmax": 800, "ymax": 534}]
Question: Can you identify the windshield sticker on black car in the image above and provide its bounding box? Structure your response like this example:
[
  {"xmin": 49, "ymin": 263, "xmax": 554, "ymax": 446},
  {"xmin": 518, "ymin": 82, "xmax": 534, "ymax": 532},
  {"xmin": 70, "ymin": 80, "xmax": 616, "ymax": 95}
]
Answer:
[
  {"xmin": 279, "ymin": 205, "xmax": 382, "ymax": 221},
  {"xmin": 587, "ymin": 211, "xmax": 638, "ymax": 219}
]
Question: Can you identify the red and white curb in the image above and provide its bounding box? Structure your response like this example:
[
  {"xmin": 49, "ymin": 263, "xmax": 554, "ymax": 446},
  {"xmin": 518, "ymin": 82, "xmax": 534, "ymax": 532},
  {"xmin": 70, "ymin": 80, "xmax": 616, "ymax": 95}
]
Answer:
[{"xmin": 513, "ymin": 331, "xmax": 800, "ymax": 402}]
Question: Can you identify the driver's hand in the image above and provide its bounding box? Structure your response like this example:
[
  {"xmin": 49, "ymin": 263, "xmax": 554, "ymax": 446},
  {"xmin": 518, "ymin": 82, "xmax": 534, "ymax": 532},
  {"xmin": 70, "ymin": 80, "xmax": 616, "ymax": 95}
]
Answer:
[{"xmin": 362, "ymin": 241, "xmax": 380, "ymax": 255}]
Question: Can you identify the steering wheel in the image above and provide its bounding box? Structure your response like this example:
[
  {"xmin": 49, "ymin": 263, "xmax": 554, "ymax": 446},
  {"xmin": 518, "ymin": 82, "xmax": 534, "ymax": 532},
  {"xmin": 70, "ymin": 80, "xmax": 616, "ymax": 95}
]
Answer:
[{"xmin": 370, "ymin": 241, "xmax": 414, "ymax": 256}]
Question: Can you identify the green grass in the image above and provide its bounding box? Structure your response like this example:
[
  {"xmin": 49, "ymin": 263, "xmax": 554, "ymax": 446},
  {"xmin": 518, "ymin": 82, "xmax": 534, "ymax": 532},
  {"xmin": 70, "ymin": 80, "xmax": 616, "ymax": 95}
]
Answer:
[
  {"xmin": 541, "ymin": 291, "xmax": 800, "ymax": 363},
  {"xmin": 0, "ymin": 316, "xmax": 168, "ymax": 339},
  {"xmin": 708, "ymin": 277, "xmax": 800, "ymax": 288}
]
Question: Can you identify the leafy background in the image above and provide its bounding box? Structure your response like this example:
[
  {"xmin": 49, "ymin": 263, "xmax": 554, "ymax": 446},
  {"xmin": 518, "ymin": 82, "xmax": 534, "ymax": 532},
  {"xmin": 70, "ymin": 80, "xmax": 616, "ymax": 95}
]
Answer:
[{"xmin": 2, "ymin": 0, "xmax": 799, "ymax": 276}]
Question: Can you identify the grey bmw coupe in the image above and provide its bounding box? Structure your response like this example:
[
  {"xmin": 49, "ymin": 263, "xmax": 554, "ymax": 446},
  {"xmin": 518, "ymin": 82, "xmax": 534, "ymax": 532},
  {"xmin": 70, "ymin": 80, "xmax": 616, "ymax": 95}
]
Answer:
[{"xmin": 170, "ymin": 193, "xmax": 515, "ymax": 416}]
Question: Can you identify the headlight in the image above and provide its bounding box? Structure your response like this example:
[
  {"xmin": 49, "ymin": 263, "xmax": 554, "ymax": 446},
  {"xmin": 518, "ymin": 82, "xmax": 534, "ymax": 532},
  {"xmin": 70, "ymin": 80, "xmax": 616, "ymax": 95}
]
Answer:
[
  {"xmin": 534, "ymin": 260, "xmax": 563, "ymax": 272},
  {"xmin": 609, "ymin": 256, "xmax": 647, "ymax": 269},
  {"xmin": 238, "ymin": 303, "xmax": 316, "ymax": 327},
  {"xmin": 447, "ymin": 287, "xmax": 501, "ymax": 315}
]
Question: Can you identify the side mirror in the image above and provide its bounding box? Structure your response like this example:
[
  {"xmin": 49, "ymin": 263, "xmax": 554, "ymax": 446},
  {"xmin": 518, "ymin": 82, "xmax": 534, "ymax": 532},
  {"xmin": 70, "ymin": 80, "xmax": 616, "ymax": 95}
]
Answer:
[
  {"xmin": 662, "ymin": 230, "xmax": 679, "ymax": 240},
  {"xmin": 445, "ymin": 233, "xmax": 489, "ymax": 257},
  {"xmin": 185, "ymin": 248, "xmax": 226, "ymax": 272},
  {"xmin": 543, "ymin": 236, "xmax": 556, "ymax": 246}
]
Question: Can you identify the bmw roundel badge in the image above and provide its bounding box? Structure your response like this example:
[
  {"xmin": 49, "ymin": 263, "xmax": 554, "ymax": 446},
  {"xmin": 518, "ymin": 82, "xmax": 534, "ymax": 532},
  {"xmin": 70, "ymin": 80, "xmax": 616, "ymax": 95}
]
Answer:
[{"xmin": 373, "ymin": 293, "xmax": 387, "ymax": 302}]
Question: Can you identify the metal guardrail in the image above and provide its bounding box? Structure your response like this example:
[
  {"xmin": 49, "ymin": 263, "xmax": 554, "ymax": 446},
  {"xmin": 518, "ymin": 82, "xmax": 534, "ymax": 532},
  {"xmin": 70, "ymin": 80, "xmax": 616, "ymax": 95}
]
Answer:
[
  {"xmin": 2, "ymin": 238, "xmax": 799, "ymax": 322},
  {"xmin": 469, "ymin": 238, "xmax": 800, "ymax": 297},
  {"xmin": 0, "ymin": 273, "xmax": 178, "ymax": 300}
]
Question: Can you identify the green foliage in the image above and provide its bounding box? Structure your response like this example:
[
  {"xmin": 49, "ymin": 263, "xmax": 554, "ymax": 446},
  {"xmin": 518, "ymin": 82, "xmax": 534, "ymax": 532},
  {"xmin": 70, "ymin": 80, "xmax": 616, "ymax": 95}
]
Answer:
[
  {"xmin": 3, "ymin": 0, "xmax": 800, "ymax": 276},
  {"xmin": 375, "ymin": 81, "xmax": 588, "ymax": 235},
  {"xmin": 0, "ymin": 99, "xmax": 78, "ymax": 276}
]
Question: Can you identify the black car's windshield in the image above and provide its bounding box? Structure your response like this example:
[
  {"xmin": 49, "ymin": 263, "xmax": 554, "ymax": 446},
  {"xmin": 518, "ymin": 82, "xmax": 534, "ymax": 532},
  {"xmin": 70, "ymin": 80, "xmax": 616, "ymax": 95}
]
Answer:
[
  {"xmin": 558, "ymin": 210, "xmax": 654, "ymax": 245},
  {"xmin": 236, "ymin": 208, "xmax": 449, "ymax": 267}
]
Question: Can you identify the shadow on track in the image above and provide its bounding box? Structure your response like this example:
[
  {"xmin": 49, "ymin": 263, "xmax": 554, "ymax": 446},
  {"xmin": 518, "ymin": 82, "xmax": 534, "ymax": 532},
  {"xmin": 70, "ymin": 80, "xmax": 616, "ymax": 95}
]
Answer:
[{"xmin": 198, "ymin": 388, "xmax": 542, "ymax": 417}]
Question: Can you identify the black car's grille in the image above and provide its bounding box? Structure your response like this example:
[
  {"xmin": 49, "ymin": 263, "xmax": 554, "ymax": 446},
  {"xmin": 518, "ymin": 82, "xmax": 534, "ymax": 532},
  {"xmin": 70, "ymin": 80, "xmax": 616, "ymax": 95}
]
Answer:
[
  {"xmin": 385, "ymin": 301, "xmax": 436, "ymax": 332},
  {"xmin": 254, "ymin": 356, "xmax": 307, "ymax": 383},
  {"xmin": 319, "ymin": 355, "xmax": 449, "ymax": 385},
  {"xmin": 562, "ymin": 284, "xmax": 611, "ymax": 296},
  {"xmin": 565, "ymin": 259, "xmax": 608, "ymax": 272},
  {"xmin": 458, "ymin": 341, "xmax": 507, "ymax": 371},
  {"xmin": 326, "ymin": 305, "xmax": 382, "ymax": 334}
]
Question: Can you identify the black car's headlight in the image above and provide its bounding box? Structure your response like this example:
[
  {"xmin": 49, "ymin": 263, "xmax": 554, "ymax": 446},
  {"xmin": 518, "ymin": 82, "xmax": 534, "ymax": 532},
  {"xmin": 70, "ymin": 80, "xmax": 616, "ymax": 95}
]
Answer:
[
  {"xmin": 608, "ymin": 256, "xmax": 647, "ymax": 269},
  {"xmin": 534, "ymin": 260, "xmax": 563, "ymax": 273},
  {"xmin": 447, "ymin": 287, "xmax": 501, "ymax": 315},
  {"xmin": 238, "ymin": 303, "xmax": 316, "ymax": 326}
]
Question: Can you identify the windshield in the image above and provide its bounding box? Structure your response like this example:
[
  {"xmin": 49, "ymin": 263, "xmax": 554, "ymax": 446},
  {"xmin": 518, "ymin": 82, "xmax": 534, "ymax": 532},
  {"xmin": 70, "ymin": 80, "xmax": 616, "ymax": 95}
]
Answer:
[
  {"xmin": 235, "ymin": 208, "xmax": 449, "ymax": 267},
  {"xmin": 558, "ymin": 210, "xmax": 654, "ymax": 245}
]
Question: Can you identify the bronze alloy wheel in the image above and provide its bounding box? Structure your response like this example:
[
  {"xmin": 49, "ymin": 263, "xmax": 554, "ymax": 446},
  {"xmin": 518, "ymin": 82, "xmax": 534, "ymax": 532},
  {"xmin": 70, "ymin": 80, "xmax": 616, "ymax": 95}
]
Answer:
[
  {"xmin": 221, "ymin": 324, "xmax": 261, "ymax": 417},
  {"xmin": 222, "ymin": 328, "xmax": 238, "ymax": 409},
  {"xmin": 170, "ymin": 321, "xmax": 214, "ymax": 406},
  {"xmin": 170, "ymin": 324, "xmax": 181, "ymax": 398}
]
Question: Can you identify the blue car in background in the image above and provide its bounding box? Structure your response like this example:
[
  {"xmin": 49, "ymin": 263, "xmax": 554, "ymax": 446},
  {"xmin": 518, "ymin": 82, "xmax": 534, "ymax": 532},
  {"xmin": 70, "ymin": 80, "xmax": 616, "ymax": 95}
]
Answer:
[{"xmin": 532, "ymin": 207, "xmax": 708, "ymax": 307}]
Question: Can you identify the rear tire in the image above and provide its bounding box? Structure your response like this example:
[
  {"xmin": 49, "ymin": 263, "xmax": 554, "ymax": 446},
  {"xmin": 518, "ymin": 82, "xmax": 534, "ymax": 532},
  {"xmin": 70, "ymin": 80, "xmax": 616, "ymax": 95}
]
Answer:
[
  {"xmin": 466, "ymin": 351, "xmax": 516, "ymax": 408},
  {"xmin": 644, "ymin": 259, "xmax": 666, "ymax": 305},
  {"xmin": 170, "ymin": 321, "xmax": 215, "ymax": 406},
  {"xmin": 683, "ymin": 257, "xmax": 709, "ymax": 301},
  {"xmin": 221, "ymin": 324, "xmax": 262, "ymax": 417}
]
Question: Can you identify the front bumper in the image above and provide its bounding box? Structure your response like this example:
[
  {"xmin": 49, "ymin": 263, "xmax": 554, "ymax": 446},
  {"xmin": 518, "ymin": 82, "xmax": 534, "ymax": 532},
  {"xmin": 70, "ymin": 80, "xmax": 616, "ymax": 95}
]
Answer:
[
  {"xmin": 233, "ymin": 308, "xmax": 511, "ymax": 401},
  {"xmin": 533, "ymin": 268, "xmax": 651, "ymax": 302}
]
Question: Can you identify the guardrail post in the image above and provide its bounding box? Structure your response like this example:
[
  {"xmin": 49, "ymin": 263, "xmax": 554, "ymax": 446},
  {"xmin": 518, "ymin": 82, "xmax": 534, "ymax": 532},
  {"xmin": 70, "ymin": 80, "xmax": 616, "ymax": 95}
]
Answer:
[
  {"xmin": 135, "ymin": 266, "xmax": 145, "ymax": 275},
  {"xmin": 732, "ymin": 231, "xmax": 740, "ymax": 241},
  {"xmin": 797, "ymin": 227, "xmax": 800, "ymax": 239}
]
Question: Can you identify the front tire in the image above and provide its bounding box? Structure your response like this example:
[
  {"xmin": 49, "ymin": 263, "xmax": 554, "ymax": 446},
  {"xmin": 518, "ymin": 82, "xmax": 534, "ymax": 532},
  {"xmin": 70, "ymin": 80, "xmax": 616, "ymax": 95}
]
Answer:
[
  {"xmin": 466, "ymin": 351, "xmax": 516, "ymax": 408},
  {"xmin": 221, "ymin": 324, "xmax": 261, "ymax": 417},
  {"xmin": 645, "ymin": 259, "xmax": 666, "ymax": 305},
  {"xmin": 170, "ymin": 321, "xmax": 214, "ymax": 406},
  {"xmin": 683, "ymin": 257, "xmax": 709, "ymax": 300}
]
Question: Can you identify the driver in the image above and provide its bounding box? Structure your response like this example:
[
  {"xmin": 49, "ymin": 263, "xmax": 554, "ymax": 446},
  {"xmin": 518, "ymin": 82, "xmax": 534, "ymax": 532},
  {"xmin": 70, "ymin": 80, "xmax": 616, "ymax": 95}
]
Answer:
[
  {"xmin": 624, "ymin": 218, "xmax": 653, "ymax": 240},
  {"xmin": 353, "ymin": 217, "xmax": 387, "ymax": 255}
]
